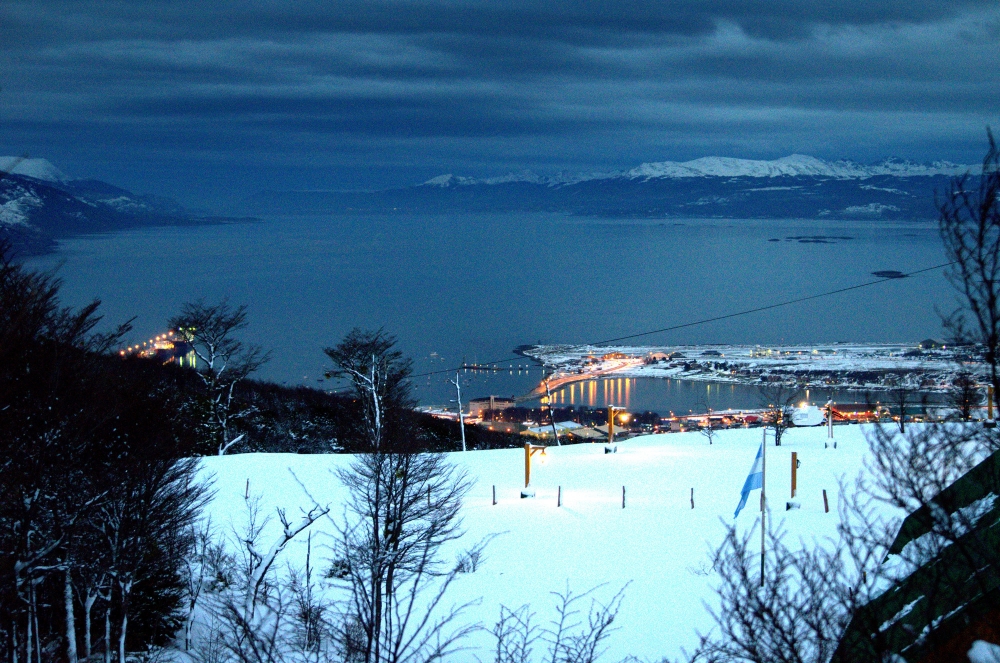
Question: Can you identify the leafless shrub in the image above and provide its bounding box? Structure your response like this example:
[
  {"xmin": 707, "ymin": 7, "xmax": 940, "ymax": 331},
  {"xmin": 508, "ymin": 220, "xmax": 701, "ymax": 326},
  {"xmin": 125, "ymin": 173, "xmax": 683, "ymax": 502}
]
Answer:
[{"xmin": 492, "ymin": 584, "xmax": 628, "ymax": 663}]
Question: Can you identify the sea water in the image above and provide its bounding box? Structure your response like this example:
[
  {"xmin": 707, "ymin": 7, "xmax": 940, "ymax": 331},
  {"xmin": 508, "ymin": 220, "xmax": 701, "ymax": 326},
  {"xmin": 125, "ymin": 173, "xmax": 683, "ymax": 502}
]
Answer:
[{"xmin": 26, "ymin": 212, "xmax": 950, "ymax": 411}]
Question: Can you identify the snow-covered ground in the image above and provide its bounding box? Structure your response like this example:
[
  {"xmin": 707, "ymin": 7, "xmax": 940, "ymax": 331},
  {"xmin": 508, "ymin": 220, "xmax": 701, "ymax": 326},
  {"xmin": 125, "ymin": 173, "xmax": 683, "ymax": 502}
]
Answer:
[{"xmin": 198, "ymin": 425, "xmax": 895, "ymax": 662}]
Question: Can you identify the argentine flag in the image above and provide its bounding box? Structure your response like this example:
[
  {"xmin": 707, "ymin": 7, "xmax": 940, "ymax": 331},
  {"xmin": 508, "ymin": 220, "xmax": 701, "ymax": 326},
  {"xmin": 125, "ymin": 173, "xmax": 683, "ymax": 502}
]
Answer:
[{"xmin": 734, "ymin": 441, "xmax": 764, "ymax": 518}]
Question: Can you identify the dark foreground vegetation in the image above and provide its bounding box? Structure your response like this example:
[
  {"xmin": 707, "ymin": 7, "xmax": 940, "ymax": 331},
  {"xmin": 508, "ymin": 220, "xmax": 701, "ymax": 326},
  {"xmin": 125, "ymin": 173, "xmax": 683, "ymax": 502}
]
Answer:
[{"xmin": 0, "ymin": 239, "xmax": 519, "ymax": 663}]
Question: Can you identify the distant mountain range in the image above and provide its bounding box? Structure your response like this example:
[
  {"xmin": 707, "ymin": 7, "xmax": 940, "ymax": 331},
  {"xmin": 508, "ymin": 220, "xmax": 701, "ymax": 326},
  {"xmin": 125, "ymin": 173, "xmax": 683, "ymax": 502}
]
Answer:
[
  {"xmin": 2, "ymin": 153, "xmax": 980, "ymax": 257},
  {"xmin": 248, "ymin": 154, "xmax": 979, "ymax": 220},
  {"xmin": 0, "ymin": 157, "xmax": 253, "ymax": 256}
]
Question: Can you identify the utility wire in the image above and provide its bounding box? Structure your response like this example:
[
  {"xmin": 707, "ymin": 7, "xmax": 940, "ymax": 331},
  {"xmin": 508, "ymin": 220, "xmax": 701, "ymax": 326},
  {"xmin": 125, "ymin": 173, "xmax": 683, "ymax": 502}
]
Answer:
[{"xmin": 411, "ymin": 260, "xmax": 955, "ymax": 379}]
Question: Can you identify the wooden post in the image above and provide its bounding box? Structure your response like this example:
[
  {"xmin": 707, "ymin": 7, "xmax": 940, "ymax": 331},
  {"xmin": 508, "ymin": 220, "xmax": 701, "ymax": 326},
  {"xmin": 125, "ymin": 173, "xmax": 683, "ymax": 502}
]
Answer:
[
  {"xmin": 791, "ymin": 452, "xmax": 798, "ymax": 498},
  {"xmin": 823, "ymin": 489, "xmax": 829, "ymax": 513},
  {"xmin": 245, "ymin": 478, "xmax": 250, "ymax": 499},
  {"xmin": 761, "ymin": 428, "xmax": 767, "ymax": 588},
  {"xmin": 492, "ymin": 485, "xmax": 496, "ymax": 506},
  {"xmin": 622, "ymin": 486, "xmax": 626, "ymax": 509},
  {"xmin": 558, "ymin": 486, "xmax": 562, "ymax": 507},
  {"xmin": 608, "ymin": 406, "xmax": 615, "ymax": 445},
  {"xmin": 690, "ymin": 487, "xmax": 694, "ymax": 509},
  {"xmin": 990, "ymin": 385, "xmax": 995, "ymax": 420},
  {"xmin": 546, "ymin": 379, "xmax": 561, "ymax": 446},
  {"xmin": 524, "ymin": 443, "xmax": 531, "ymax": 487},
  {"xmin": 451, "ymin": 371, "xmax": 467, "ymax": 452}
]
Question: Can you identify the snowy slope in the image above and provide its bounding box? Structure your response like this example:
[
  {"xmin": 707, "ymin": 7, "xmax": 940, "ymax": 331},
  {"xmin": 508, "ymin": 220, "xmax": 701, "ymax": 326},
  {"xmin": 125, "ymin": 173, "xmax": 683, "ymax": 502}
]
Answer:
[{"xmin": 198, "ymin": 425, "xmax": 897, "ymax": 662}]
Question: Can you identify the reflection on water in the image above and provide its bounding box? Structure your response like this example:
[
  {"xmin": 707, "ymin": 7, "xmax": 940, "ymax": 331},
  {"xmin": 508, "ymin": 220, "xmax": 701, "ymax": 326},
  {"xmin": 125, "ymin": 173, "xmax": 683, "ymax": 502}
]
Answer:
[
  {"xmin": 530, "ymin": 376, "xmax": 880, "ymax": 415},
  {"xmin": 25, "ymin": 212, "xmax": 950, "ymax": 409}
]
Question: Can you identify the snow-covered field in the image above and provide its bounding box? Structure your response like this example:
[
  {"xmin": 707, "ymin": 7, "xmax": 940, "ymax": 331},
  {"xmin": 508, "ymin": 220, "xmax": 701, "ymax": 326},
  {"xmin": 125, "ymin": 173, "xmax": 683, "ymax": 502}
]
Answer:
[{"xmin": 198, "ymin": 425, "xmax": 893, "ymax": 662}]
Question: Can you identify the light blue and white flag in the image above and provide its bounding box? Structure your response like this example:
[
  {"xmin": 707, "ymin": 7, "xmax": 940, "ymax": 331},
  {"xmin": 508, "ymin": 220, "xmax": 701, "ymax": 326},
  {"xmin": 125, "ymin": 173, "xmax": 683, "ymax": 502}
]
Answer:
[{"xmin": 734, "ymin": 441, "xmax": 764, "ymax": 518}]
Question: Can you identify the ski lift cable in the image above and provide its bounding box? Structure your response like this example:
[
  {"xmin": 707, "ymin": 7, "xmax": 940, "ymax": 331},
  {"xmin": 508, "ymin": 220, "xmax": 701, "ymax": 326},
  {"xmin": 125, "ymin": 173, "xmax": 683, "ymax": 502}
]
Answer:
[{"xmin": 409, "ymin": 260, "xmax": 955, "ymax": 379}]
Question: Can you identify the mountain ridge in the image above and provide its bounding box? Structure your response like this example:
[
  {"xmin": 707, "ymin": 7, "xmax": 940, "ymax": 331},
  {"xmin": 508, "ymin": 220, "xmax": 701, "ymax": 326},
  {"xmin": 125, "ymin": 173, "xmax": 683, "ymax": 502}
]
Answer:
[
  {"xmin": 421, "ymin": 154, "xmax": 977, "ymax": 188},
  {"xmin": 0, "ymin": 161, "xmax": 255, "ymax": 256},
  {"xmin": 247, "ymin": 153, "xmax": 973, "ymax": 220}
]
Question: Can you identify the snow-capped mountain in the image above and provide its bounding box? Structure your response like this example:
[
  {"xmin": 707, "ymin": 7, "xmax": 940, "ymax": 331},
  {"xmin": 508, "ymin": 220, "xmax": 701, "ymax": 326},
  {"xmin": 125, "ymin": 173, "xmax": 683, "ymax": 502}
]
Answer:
[
  {"xmin": 248, "ymin": 153, "xmax": 974, "ymax": 220},
  {"xmin": 0, "ymin": 156, "xmax": 70, "ymax": 183},
  {"xmin": 623, "ymin": 154, "xmax": 971, "ymax": 180},
  {"xmin": 422, "ymin": 155, "xmax": 975, "ymax": 187},
  {"xmin": 0, "ymin": 159, "xmax": 241, "ymax": 256}
]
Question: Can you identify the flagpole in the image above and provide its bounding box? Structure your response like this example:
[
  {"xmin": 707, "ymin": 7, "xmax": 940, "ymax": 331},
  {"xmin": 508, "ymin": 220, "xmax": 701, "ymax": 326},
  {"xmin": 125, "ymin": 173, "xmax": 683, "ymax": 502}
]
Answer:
[{"xmin": 760, "ymin": 426, "xmax": 767, "ymax": 588}]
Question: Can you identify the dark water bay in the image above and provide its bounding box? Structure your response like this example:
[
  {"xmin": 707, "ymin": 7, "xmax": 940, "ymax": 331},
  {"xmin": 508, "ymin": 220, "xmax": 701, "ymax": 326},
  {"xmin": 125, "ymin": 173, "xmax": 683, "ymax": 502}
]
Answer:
[{"xmin": 26, "ymin": 213, "xmax": 950, "ymax": 411}]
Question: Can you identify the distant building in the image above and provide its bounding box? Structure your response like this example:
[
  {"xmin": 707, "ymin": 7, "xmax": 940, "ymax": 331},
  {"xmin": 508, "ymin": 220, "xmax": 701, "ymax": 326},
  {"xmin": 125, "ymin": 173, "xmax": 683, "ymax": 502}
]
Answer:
[
  {"xmin": 523, "ymin": 421, "xmax": 594, "ymax": 440},
  {"xmin": 469, "ymin": 396, "xmax": 516, "ymax": 418},
  {"xmin": 121, "ymin": 331, "xmax": 197, "ymax": 368}
]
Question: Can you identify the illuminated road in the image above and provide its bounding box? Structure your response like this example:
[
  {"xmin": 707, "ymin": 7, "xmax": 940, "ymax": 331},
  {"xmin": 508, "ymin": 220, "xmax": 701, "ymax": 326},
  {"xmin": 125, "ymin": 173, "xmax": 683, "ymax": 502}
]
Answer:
[{"xmin": 520, "ymin": 357, "xmax": 645, "ymax": 402}]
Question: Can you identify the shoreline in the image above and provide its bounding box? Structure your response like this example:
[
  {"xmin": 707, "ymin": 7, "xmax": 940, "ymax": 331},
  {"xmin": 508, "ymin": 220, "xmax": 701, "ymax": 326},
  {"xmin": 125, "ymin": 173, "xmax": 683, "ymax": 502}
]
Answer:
[{"xmin": 518, "ymin": 341, "xmax": 984, "ymax": 397}]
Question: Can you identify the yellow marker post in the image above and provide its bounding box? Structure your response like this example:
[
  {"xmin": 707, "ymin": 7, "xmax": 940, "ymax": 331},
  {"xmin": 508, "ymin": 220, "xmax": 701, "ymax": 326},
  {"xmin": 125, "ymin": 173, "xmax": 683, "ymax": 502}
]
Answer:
[
  {"xmin": 524, "ymin": 443, "xmax": 547, "ymax": 488},
  {"xmin": 791, "ymin": 452, "xmax": 798, "ymax": 498},
  {"xmin": 608, "ymin": 405, "xmax": 615, "ymax": 444}
]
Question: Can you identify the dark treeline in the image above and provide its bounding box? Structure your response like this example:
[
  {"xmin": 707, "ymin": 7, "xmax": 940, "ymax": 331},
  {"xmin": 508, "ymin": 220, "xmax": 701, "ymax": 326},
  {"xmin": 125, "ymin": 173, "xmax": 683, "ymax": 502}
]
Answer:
[
  {"xmin": 0, "ymin": 245, "xmax": 209, "ymax": 663},
  {"xmin": 0, "ymin": 244, "xmax": 520, "ymax": 663},
  {"xmin": 233, "ymin": 380, "xmax": 524, "ymax": 454}
]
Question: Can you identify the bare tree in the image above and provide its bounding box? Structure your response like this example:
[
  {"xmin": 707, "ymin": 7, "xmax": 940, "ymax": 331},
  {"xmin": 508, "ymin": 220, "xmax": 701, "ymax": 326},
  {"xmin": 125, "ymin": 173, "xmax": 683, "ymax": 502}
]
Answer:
[
  {"xmin": 181, "ymin": 519, "xmax": 227, "ymax": 652},
  {"xmin": 169, "ymin": 299, "xmax": 269, "ymax": 455},
  {"xmin": 324, "ymin": 329, "xmax": 477, "ymax": 663},
  {"xmin": 948, "ymin": 370, "xmax": 984, "ymax": 421},
  {"xmin": 756, "ymin": 383, "xmax": 800, "ymax": 447},
  {"xmin": 939, "ymin": 128, "xmax": 1000, "ymax": 396},
  {"xmin": 491, "ymin": 584, "xmax": 627, "ymax": 663},
  {"xmin": 690, "ymin": 521, "xmax": 855, "ymax": 663},
  {"xmin": 697, "ymin": 399, "xmax": 716, "ymax": 445},
  {"xmin": 209, "ymin": 493, "xmax": 328, "ymax": 663},
  {"xmin": 691, "ymin": 133, "xmax": 1000, "ymax": 663},
  {"xmin": 95, "ymin": 457, "xmax": 209, "ymax": 663},
  {"xmin": 289, "ymin": 533, "xmax": 331, "ymax": 663}
]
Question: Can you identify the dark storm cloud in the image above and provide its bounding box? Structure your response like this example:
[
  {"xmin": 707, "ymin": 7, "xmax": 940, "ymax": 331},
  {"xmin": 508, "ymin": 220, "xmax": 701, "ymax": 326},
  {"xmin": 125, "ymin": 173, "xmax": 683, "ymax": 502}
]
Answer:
[{"xmin": 1, "ymin": 0, "xmax": 998, "ymax": 206}]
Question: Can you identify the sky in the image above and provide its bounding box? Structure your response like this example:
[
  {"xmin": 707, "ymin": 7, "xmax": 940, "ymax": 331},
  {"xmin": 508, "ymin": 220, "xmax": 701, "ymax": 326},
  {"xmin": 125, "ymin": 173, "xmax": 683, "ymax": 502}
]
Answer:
[{"xmin": 2, "ymin": 1, "xmax": 999, "ymax": 209}]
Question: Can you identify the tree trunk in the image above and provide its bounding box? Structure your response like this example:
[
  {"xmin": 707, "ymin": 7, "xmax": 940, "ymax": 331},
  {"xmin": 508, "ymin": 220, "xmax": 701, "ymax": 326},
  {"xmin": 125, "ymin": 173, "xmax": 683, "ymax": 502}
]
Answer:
[
  {"xmin": 84, "ymin": 590, "xmax": 98, "ymax": 659},
  {"xmin": 26, "ymin": 606, "xmax": 33, "ymax": 663},
  {"xmin": 65, "ymin": 568, "xmax": 79, "ymax": 663},
  {"xmin": 104, "ymin": 604, "xmax": 111, "ymax": 663},
  {"xmin": 118, "ymin": 579, "xmax": 132, "ymax": 663},
  {"xmin": 34, "ymin": 594, "xmax": 41, "ymax": 663}
]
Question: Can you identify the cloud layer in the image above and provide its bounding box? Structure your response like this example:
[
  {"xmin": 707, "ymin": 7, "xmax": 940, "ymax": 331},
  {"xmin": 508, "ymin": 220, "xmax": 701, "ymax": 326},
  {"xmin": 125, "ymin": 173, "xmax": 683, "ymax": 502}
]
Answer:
[{"xmin": 1, "ymin": 1, "xmax": 998, "ymax": 206}]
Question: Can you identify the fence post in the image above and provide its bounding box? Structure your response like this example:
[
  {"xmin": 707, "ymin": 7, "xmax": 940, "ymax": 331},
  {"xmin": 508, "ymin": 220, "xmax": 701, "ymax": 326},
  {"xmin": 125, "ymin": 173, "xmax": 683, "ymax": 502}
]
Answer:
[
  {"xmin": 823, "ymin": 489, "xmax": 829, "ymax": 513},
  {"xmin": 791, "ymin": 452, "xmax": 798, "ymax": 498}
]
